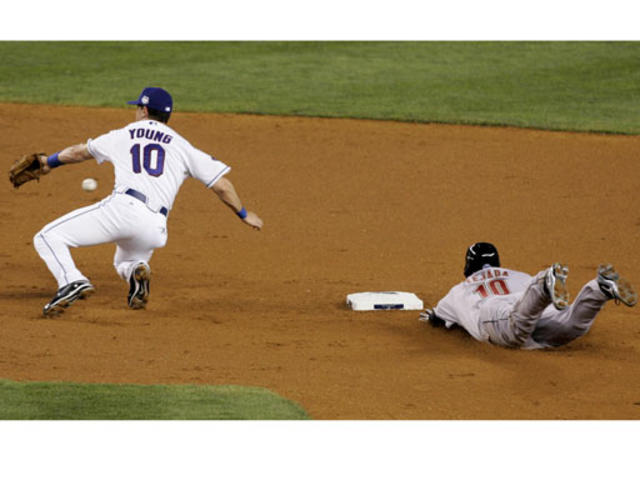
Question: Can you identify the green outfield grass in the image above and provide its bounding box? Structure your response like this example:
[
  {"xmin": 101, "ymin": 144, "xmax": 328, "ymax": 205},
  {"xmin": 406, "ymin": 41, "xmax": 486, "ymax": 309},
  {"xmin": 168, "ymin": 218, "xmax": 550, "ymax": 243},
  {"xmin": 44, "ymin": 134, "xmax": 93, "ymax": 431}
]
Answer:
[
  {"xmin": 0, "ymin": 379, "xmax": 309, "ymax": 420},
  {"xmin": 1, "ymin": 41, "xmax": 639, "ymax": 133}
]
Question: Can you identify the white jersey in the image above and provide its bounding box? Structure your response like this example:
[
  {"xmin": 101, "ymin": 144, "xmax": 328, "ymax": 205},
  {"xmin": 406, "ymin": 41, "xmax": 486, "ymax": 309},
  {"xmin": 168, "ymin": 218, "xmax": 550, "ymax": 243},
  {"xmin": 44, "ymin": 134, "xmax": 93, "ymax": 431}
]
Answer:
[
  {"xmin": 433, "ymin": 266, "xmax": 533, "ymax": 341},
  {"xmin": 87, "ymin": 119, "xmax": 230, "ymax": 211}
]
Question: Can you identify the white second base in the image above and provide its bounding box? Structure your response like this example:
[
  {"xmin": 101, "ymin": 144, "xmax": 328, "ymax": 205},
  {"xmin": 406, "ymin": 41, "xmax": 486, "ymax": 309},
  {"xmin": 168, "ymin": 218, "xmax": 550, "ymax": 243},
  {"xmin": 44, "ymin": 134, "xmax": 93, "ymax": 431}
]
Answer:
[{"xmin": 346, "ymin": 291, "xmax": 424, "ymax": 311}]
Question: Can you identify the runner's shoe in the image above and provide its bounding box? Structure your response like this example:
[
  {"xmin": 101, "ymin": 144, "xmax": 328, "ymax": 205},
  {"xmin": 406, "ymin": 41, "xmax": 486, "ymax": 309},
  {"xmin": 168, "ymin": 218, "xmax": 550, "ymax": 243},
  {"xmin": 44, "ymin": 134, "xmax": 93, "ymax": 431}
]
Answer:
[
  {"xmin": 597, "ymin": 264, "xmax": 637, "ymax": 307},
  {"xmin": 544, "ymin": 263, "xmax": 570, "ymax": 310}
]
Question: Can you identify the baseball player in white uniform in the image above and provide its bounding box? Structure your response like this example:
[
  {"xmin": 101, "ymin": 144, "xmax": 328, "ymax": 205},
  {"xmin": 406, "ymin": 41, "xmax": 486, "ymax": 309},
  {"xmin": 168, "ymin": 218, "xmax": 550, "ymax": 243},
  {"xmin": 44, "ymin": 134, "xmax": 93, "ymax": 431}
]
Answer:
[
  {"xmin": 419, "ymin": 242, "xmax": 637, "ymax": 349},
  {"xmin": 33, "ymin": 87, "xmax": 263, "ymax": 317}
]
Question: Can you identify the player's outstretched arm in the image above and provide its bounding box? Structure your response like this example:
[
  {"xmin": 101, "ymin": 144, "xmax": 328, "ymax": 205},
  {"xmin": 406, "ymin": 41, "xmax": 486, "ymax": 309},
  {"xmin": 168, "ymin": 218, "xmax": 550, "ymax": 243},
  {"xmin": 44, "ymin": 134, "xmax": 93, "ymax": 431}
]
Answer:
[
  {"xmin": 41, "ymin": 144, "xmax": 93, "ymax": 173},
  {"xmin": 56, "ymin": 144, "xmax": 93, "ymax": 164},
  {"xmin": 419, "ymin": 308, "xmax": 446, "ymax": 327},
  {"xmin": 211, "ymin": 176, "xmax": 263, "ymax": 230},
  {"xmin": 10, "ymin": 144, "xmax": 95, "ymax": 188}
]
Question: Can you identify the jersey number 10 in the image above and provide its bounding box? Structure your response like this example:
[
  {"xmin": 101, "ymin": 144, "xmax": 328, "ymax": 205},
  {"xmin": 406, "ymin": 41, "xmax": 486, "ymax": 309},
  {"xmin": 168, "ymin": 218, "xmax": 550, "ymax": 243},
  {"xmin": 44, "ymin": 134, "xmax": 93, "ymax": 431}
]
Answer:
[
  {"xmin": 474, "ymin": 279, "xmax": 511, "ymax": 298},
  {"xmin": 130, "ymin": 143, "xmax": 165, "ymax": 177}
]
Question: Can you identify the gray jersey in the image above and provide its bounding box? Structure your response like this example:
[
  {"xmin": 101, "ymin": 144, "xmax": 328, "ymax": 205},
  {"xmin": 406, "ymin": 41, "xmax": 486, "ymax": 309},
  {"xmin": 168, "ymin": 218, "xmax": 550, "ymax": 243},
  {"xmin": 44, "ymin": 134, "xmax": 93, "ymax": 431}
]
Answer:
[
  {"xmin": 434, "ymin": 266, "xmax": 533, "ymax": 341},
  {"xmin": 434, "ymin": 266, "xmax": 611, "ymax": 349}
]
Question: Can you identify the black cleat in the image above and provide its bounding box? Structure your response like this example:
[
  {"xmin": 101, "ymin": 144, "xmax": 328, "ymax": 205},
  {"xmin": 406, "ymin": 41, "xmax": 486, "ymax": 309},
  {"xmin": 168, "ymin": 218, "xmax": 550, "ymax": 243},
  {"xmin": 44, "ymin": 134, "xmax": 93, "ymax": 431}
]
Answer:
[
  {"xmin": 128, "ymin": 262, "xmax": 150, "ymax": 309},
  {"xmin": 43, "ymin": 280, "xmax": 95, "ymax": 317}
]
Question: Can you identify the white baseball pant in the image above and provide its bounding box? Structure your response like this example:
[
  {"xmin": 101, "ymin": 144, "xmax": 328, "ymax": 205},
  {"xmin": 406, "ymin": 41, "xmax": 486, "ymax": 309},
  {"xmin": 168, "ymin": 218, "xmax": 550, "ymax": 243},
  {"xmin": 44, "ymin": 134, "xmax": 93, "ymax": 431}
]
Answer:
[{"xmin": 33, "ymin": 192, "xmax": 168, "ymax": 289}]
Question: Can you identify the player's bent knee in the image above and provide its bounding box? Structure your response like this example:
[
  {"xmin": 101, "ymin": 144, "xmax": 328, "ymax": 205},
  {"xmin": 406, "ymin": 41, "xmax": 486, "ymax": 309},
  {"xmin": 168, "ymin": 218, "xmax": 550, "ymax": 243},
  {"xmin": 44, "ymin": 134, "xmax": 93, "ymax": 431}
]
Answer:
[
  {"xmin": 34, "ymin": 229, "xmax": 71, "ymax": 257},
  {"xmin": 33, "ymin": 231, "xmax": 47, "ymax": 253}
]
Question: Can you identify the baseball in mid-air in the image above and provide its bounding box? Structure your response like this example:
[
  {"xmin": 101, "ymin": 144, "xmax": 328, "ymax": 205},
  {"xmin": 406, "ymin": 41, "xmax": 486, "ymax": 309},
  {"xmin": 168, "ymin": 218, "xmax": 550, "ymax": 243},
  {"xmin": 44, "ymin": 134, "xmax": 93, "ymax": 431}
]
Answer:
[{"xmin": 82, "ymin": 178, "xmax": 98, "ymax": 192}]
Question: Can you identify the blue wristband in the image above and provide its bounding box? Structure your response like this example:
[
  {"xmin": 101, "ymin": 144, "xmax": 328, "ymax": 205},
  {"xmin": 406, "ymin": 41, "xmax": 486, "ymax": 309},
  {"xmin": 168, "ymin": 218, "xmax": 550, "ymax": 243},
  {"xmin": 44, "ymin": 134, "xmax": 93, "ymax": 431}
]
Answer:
[
  {"xmin": 47, "ymin": 152, "xmax": 63, "ymax": 168},
  {"xmin": 236, "ymin": 207, "xmax": 248, "ymax": 219}
]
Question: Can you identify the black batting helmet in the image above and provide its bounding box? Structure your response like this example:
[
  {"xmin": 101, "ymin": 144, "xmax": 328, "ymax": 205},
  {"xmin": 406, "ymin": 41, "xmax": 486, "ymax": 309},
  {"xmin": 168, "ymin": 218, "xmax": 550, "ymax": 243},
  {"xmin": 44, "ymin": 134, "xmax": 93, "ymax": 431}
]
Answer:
[{"xmin": 464, "ymin": 242, "xmax": 500, "ymax": 278}]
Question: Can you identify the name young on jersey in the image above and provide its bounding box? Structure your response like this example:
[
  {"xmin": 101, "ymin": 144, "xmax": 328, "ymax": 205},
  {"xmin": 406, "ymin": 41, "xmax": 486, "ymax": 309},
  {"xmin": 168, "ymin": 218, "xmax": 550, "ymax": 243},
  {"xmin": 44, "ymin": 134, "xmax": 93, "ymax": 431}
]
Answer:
[{"xmin": 128, "ymin": 127, "xmax": 173, "ymax": 144}]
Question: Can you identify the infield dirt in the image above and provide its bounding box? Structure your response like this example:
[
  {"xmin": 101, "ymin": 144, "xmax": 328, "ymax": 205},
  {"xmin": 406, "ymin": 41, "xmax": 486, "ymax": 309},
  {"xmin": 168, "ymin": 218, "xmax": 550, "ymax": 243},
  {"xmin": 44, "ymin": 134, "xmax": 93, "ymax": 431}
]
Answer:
[{"xmin": 1, "ymin": 103, "xmax": 639, "ymax": 419}]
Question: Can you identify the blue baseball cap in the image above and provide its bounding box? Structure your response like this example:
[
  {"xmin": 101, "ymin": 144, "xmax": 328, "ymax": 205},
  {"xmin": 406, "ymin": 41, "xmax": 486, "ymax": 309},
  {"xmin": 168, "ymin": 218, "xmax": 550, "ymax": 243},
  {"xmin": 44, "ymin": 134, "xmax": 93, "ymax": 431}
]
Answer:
[{"xmin": 127, "ymin": 87, "xmax": 173, "ymax": 113}]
